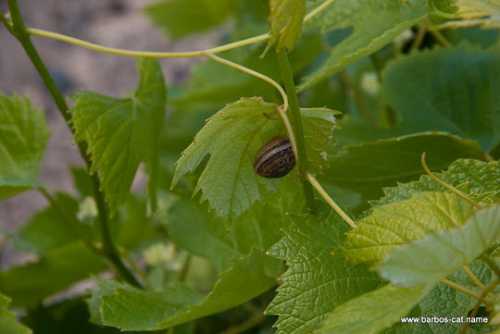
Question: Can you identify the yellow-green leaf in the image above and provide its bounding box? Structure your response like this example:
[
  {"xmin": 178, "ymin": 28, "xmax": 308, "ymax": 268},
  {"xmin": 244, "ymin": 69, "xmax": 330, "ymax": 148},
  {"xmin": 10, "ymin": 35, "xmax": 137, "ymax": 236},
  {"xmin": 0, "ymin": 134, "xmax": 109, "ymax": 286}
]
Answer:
[{"xmin": 268, "ymin": 0, "xmax": 306, "ymax": 51}]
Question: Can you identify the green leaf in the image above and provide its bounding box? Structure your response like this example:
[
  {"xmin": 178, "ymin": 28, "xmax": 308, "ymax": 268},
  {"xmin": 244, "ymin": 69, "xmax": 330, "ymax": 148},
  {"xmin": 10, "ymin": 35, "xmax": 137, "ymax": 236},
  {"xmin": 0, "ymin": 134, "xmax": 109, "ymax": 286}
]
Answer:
[
  {"xmin": 456, "ymin": 0, "xmax": 500, "ymax": 15},
  {"xmin": 162, "ymin": 182, "xmax": 299, "ymax": 273},
  {"xmin": 72, "ymin": 59, "xmax": 167, "ymax": 213},
  {"xmin": 172, "ymin": 34, "xmax": 324, "ymax": 110},
  {"xmin": 89, "ymin": 250, "xmax": 276, "ymax": 331},
  {"xmin": 0, "ymin": 94, "xmax": 49, "ymax": 199},
  {"xmin": 266, "ymin": 215, "xmax": 380, "ymax": 334},
  {"xmin": 268, "ymin": 0, "xmax": 306, "ymax": 51},
  {"xmin": 416, "ymin": 261, "xmax": 493, "ymax": 334},
  {"xmin": 316, "ymin": 284, "xmax": 431, "ymax": 334},
  {"xmin": 302, "ymin": 108, "xmax": 339, "ymax": 173},
  {"xmin": 300, "ymin": 0, "xmax": 428, "ymax": 90},
  {"xmin": 383, "ymin": 46, "xmax": 500, "ymax": 151},
  {"xmin": 0, "ymin": 293, "xmax": 31, "ymax": 334},
  {"xmin": 374, "ymin": 159, "xmax": 500, "ymax": 207},
  {"xmin": 21, "ymin": 298, "xmax": 123, "ymax": 334},
  {"xmin": 172, "ymin": 97, "xmax": 337, "ymax": 218},
  {"xmin": 324, "ymin": 132, "xmax": 484, "ymax": 201},
  {"xmin": 0, "ymin": 242, "xmax": 106, "ymax": 307},
  {"xmin": 113, "ymin": 195, "xmax": 157, "ymax": 250},
  {"xmin": 345, "ymin": 192, "xmax": 475, "ymax": 264},
  {"xmin": 429, "ymin": 0, "xmax": 459, "ymax": 14},
  {"xmin": 161, "ymin": 196, "xmax": 239, "ymax": 271},
  {"xmin": 379, "ymin": 205, "xmax": 500, "ymax": 286},
  {"xmin": 145, "ymin": 0, "xmax": 234, "ymax": 39},
  {"xmin": 15, "ymin": 193, "xmax": 84, "ymax": 254}
]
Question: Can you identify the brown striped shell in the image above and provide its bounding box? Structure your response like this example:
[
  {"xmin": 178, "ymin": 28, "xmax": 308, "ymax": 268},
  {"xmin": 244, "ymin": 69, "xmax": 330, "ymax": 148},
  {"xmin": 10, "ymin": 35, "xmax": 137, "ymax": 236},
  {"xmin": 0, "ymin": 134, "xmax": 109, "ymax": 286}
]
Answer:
[{"xmin": 254, "ymin": 137, "xmax": 295, "ymax": 178}]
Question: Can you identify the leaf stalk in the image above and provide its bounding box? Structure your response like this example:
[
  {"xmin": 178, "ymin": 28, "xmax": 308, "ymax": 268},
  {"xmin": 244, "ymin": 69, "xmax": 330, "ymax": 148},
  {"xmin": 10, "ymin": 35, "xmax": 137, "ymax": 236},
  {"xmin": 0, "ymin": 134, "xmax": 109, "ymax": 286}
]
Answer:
[
  {"xmin": 276, "ymin": 50, "xmax": 316, "ymax": 212},
  {"xmin": 306, "ymin": 173, "xmax": 357, "ymax": 229}
]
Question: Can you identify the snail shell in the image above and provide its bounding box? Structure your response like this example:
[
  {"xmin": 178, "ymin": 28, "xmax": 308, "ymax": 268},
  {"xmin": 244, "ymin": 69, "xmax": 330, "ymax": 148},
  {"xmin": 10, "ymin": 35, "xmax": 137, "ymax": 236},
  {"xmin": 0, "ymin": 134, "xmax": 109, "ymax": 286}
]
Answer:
[{"xmin": 254, "ymin": 137, "xmax": 295, "ymax": 178}]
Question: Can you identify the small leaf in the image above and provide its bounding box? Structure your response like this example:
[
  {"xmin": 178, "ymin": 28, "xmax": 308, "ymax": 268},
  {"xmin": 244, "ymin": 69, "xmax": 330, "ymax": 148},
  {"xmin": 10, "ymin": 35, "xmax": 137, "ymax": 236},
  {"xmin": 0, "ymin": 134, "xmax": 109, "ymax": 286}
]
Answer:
[
  {"xmin": 316, "ymin": 284, "xmax": 431, "ymax": 334},
  {"xmin": 0, "ymin": 94, "xmax": 49, "ymax": 199},
  {"xmin": 172, "ymin": 97, "xmax": 337, "ymax": 218},
  {"xmin": 345, "ymin": 192, "xmax": 475, "ymax": 264},
  {"xmin": 145, "ymin": 0, "xmax": 234, "ymax": 39},
  {"xmin": 268, "ymin": 0, "xmax": 307, "ymax": 51},
  {"xmin": 383, "ymin": 46, "xmax": 500, "ymax": 151},
  {"xmin": 0, "ymin": 293, "xmax": 31, "ymax": 334},
  {"xmin": 72, "ymin": 59, "xmax": 167, "ymax": 213},
  {"xmin": 379, "ymin": 205, "xmax": 500, "ymax": 286},
  {"xmin": 89, "ymin": 250, "xmax": 276, "ymax": 331},
  {"xmin": 300, "ymin": 0, "xmax": 428, "ymax": 90},
  {"xmin": 266, "ymin": 215, "xmax": 380, "ymax": 334}
]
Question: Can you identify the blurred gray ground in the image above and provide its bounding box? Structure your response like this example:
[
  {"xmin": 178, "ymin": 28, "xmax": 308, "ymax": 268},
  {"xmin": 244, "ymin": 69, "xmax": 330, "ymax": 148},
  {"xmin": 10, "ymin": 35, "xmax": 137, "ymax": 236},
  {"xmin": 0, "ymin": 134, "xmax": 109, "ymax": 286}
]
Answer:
[{"xmin": 0, "ymin": 1, "xmax": 215, "ymax": 239}]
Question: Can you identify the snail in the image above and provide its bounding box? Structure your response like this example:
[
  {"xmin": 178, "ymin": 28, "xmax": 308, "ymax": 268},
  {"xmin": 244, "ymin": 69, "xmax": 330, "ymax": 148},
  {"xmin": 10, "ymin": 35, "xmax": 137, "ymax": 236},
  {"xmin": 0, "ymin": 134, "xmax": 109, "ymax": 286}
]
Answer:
[{"xmin": 254, "ymin": 137, "xmax": 295, "ymax": 178}]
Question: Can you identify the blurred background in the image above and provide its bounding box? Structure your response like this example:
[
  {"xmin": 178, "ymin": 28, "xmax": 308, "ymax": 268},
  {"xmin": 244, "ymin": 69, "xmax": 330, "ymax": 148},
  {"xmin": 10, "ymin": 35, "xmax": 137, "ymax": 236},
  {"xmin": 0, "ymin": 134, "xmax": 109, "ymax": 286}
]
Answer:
[{"xmin": 0, "ymin": 0, "xmax": 218, "ymax": 234}]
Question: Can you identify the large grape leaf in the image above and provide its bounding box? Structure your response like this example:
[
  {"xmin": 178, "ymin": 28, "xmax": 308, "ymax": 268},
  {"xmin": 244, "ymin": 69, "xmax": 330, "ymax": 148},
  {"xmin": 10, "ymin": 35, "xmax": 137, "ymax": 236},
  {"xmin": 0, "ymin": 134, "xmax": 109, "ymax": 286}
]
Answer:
[
  {"xmin": 72, "ymin": 59, "xmax": 167, "ymax": 213},
  {"xmin": 379, "ymin": 205, "xmax": 500, "ymax": 286},
  {"xmin": 171, "ymin": 97, "xmax": 337, "ymax": 218},
  {"xmin": 300, "ymin": 0, "xmax": 428, "ymax": 90},
  {"xmin": 383, "ymin": 46, "xmax": 500, "ymax": 151},
  {"xmin": 0, "ymin": 293, "xmax": 31, "ymax": 334},
  {"xmin": 88, "ymin": 249, "xmax": 276, "ymax": 331},
  {"xmin": 345, "ymin": 192, "xmax": 475, "ymax": 264},
  {"xmin": 268, "ymin": 0, "xmax": 306, "ymax": 51},
  {"xmin": 0, "ymin": 94, "xmax": 49, "ymax": 200},
  {"xmin": 374, "ymin": 159, "xmax": 500, "ymax": 207},
  {"xmin": 316, "ymin": 284, "xmax": 432, "ymax": 334},
  {"xmin": 266, "ymin": 214, "xmax": 380, "ymax": 334},
  {"xmin": 145, "ymin": 0, "xmax": 235, "ymax": 39},
  {"xmin": 323, "ymin": 132, "xmax": 484, "ymax": 201}
]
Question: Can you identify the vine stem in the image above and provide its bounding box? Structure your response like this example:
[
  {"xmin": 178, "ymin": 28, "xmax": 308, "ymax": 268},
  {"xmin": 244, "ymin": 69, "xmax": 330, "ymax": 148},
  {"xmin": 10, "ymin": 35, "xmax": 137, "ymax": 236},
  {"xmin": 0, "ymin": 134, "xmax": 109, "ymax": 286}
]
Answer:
[
  {"xmin": 304, "ymin": 0, "xmax": 336, "ymax": 21},
  {"xmin": 459, "ymin": 278, "xmax": 499, "ymax": 334},
  {"xmin": 440, "ymin": 278, "xmax": 482, "ymax": 300},
  {"xmin": 206, "ymin": 53, "xmax": 297, "ymax": 160},
  {"xmin": 429, "ymin": 27, "xmax": 451, "ymax": 47},
  {"xmin": 276, "ymin": 50, "xmax": 315, "ymax": 211},
  {"xmin": 462, "ymin": 265, "xmax": 486, "ymax": 290},
  {"xmin": 5, "ymin": 0, "xmax": 141, "ymax": 288},
  {"xmin": 306, "ymin": 173, "xmax": 357, "ymax": 229},
  {"xmin": 421, "ymin": 153, "xmax": 479, "ymax": 208},
  {"xmin": 207, "ymin": 53, "xmax": 289, "ymax": 115},
  {"xmin": 1, "ymin": 0, "xmax": 335, "ymax": 60},
  {"xmin": 482, "ymin": 256, "xmax": 500, "ymax": 278},
  {"xmin": 420, "ymin": 153, "xmax": 488, "ymax": 290}
]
